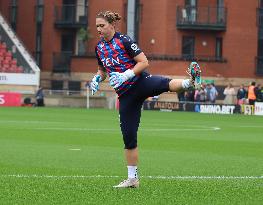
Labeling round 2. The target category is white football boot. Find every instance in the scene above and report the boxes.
[113,178,139,188]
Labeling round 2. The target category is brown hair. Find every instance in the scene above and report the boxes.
[96,11,121,24]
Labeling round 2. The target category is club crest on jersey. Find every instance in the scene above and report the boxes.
[99,43,104,48]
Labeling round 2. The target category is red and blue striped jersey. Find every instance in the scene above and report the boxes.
[95,32,142,96]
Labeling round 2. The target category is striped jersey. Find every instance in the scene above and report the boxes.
[95,32,142,96]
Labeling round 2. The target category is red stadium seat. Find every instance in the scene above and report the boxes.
[11,59,17,65]
[9,65,16,72]
[5,56,12,61]
[3,59,10,65]
[5,51,12,57]
[2,67,9,72]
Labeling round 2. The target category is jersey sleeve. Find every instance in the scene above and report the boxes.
[122,35,142,58]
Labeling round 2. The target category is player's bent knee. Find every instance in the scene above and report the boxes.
[124,141,137,149]
[122,133,137,149]
[123,136,137,149]
[120,118,138,149]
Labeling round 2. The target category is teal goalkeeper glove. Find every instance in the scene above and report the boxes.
[109,70,135,89]
[90,74,102,95]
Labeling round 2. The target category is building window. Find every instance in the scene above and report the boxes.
[185,0,197,22]
[259,27,263,39]
[182,36,195,58]
[258,2,263,74]
[259,7,263,27]
[257,28,263,74]
[185,0,197,7]
[258,28,263,56]
[51,80,64,91]
[61,33,75,52]
[215,37,223,59]
[62,0,76,23]
[258,40,263,57]
[217,0,224,22]
[68,81,81,92]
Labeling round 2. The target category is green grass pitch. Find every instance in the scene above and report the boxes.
[0,107,262,204]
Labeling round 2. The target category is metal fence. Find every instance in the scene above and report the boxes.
[54,4,88,27]
[177,6,227,30]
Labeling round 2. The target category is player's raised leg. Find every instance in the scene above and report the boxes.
[169,62,202,92]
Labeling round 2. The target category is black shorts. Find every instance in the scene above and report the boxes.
[119,73,171,149]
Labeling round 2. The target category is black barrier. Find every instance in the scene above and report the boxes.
[143,101,241,114]
[143,101,194,111]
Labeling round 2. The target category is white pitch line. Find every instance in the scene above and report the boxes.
[0,120,63,124]
[29,127,221,132]
[0,174,262,180]
[1,120,261,129]
[0,120,221,131]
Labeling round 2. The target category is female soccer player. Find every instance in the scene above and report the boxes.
[90,11,201,188]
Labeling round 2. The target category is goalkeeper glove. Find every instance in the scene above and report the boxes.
[90,74,102,95]
[109,69,135,89]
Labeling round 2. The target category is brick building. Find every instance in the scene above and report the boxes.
[0,0,262,92]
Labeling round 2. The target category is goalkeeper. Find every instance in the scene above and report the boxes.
[90,10,201,188]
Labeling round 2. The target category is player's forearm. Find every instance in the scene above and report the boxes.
[131,52,149,75]
[132,60,149,75]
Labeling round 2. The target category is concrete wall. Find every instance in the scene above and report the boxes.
[23,93,110,108]
[45,95,108,108]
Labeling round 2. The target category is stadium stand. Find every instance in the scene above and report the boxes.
[0,41,23,73]
[0,12,40,94]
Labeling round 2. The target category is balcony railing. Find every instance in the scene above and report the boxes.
[256,56,263,75]
[53,52,72,73]
[147,54,227,63]
[176,6,227,31]
[54,4,88,28]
